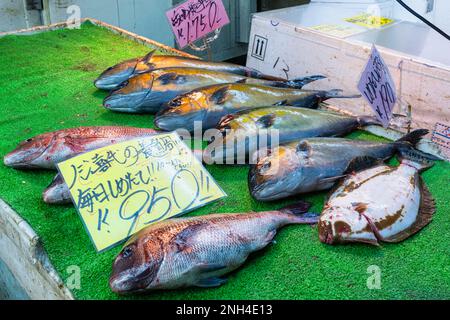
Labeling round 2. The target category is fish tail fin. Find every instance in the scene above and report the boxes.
[321,89,362,100]
[279,201,319,224]
[394,129,429,148]
[356,115,382,127]
[397,147,440,171]
[286,75,326,88]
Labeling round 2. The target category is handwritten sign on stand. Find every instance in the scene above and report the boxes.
[166,0,230,49]
[57,132,226,252]
[358,45,397,127]
[431,122,450,160]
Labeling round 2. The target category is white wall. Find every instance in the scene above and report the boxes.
[0,0,42,32]
[45,0,175,46]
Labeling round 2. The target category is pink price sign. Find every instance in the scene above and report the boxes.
[166,0,230,49]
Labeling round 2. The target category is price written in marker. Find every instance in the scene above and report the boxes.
[166,0,230,49]
[358,45,397,127]
[57,132,226,252]
[431,122,450,160]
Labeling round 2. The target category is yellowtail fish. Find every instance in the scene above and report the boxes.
[204,107,379,164]
[318,149,437,245]
[94,50,284,90]
[249,129,429,201]
[154,83,358,132]
[109,202,318,293]
[103,67,325,113]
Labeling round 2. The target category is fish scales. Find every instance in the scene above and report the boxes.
[249,129,429,201]
[103,68,324,113]
[154,84,349,132]
[4,126,157,170]
[109,204,317,293]
[204,107,379,164]
[94,51,284,90]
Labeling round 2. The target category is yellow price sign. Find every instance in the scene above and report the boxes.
[309,24,362,38]
[57,132,226,252]
[345,13,394,29]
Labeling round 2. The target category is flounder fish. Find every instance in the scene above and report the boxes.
[249,129,429,201]
[318,149,437,245]
[154,83,357,132]
[103,67,325,113]
[109,201,318,293]
[94,50,284,90]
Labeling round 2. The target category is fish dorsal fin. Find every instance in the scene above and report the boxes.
[210,85,231,105]
[343,156,382,175]
[273,99,289,106]
[256,113,276,128]
[157,72,180,85]
[235,78,247,84]
[141,50,156,64]
[382,176,435,243]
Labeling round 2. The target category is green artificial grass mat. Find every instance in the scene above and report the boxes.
[0,22,449,300]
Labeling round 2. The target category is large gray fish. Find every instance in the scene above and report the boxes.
[318,149,437,245]
[249,129,429,201]
[94,50,284,90]
[3,126,157,170]
[203,107,379,164]
[154,83,357,132]
[42,149,204,205]
[109,202,318,293]
[103,67,325,113]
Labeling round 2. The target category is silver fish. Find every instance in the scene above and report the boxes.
[154,83,357,132]
[109,202,318,293]
[318,149,437,245]
[94,51,285,90]
[249,129,429,201]
[204,107,379,164]
[103,67,325,113]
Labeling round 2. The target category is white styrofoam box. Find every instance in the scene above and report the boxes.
[310,0,390,3]
[246,5,450,133]
[434,0,450,34]
[257,1,394,29]
[393,0,435,23]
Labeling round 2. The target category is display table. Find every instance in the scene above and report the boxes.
[0,20,449,300]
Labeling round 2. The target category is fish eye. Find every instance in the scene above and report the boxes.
[122,247,134,258]
[26,138,33,142]
[169,98,181,107]
[117,80,129,89]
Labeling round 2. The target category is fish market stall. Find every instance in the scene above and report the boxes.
[0,18,449,300]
